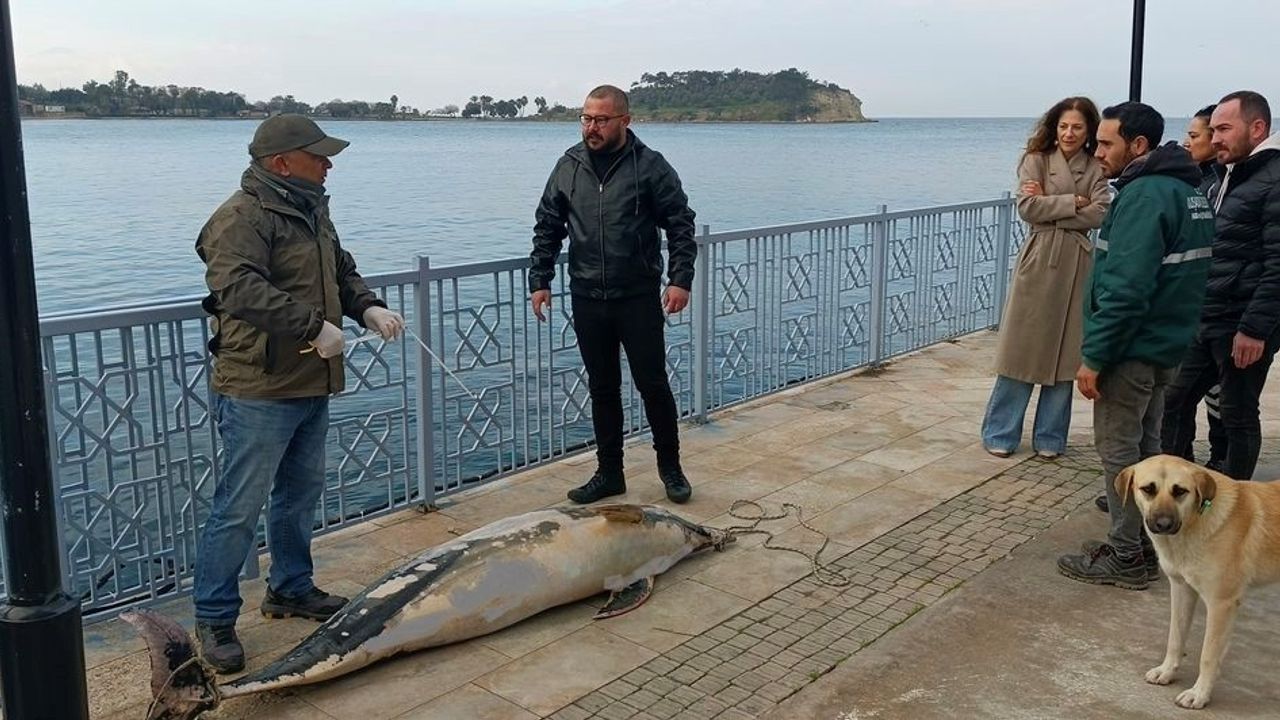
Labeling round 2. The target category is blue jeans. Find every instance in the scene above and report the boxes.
[981,375,1073,454]
[194,393,330,624]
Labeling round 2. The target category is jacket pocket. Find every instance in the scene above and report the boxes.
[264,334,306,376]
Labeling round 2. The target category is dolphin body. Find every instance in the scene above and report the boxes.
[124,504,733,719]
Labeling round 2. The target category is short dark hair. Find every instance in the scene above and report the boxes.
[1194,104,1217,120]
[1101,102,1164,148]
[587,85,630,114]
[1218,90,1272,133]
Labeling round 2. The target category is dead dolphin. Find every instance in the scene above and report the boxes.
[123,503,733,719]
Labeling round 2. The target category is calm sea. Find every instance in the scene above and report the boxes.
[24,117,1049,314]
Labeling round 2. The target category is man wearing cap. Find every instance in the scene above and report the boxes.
[193,114,404,673]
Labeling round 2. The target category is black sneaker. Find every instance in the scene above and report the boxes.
[261,586,349,621]
[659,465,692,504]
[1057,542,1149,590]
[567,470,626,504]
[1094,494,1108,513]
[196,621,245,674]
[1081,539,1159,582]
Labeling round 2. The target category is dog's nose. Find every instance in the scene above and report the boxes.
[1150,515,1179,534]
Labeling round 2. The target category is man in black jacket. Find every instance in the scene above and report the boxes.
[1161,90,1280,480]
[529,85,697,504]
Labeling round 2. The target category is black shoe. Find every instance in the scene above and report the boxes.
[1094,494,1108,513]
[659,465,692,504]
[567,470,626,504]
[196,621,245,674]
[1081,539,1159,582]
[261,586,349,621]
[1057,542,1149,590]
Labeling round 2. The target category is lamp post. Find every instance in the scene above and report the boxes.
[1130,0,1146,101]
[0,1,92,717]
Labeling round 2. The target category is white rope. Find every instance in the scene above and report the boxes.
[713,501,851,587]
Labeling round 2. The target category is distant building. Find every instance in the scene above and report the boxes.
[18,99,34,116]
[44,105,66,114]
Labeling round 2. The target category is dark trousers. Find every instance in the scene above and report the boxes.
[1161,332,1277,480]
[571,292,680,472]
[1096,361,1174,555]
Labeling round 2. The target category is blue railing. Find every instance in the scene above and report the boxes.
[3,196,1023,618]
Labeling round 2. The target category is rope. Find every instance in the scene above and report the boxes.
[144,655,221,720]
[302,328,480,400]
[711,501,851,587]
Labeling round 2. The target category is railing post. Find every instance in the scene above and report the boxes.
[868,204,889,366]
[993,191,1013,328]
[413,255,437,509]
[691,224,711,421]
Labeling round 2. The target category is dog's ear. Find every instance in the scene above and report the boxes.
[1114,466,1135,507]
[1195,469,1218,507]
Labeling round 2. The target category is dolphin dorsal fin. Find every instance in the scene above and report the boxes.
[596,505,644,523]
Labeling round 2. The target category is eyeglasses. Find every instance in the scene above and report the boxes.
[579,114,626,127]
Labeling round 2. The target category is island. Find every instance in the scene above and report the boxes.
[18,68,869,123]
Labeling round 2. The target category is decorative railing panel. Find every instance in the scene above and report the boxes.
[3,196,1019,617]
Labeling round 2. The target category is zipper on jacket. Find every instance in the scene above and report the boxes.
[595,152,629,299]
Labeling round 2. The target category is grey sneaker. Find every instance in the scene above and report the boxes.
[196,621,245,674]
[1057,543,1149,590]
[1081,539,1159,582]
[261,586,349,621]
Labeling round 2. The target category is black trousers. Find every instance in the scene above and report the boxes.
[1161,332,1277,479]
[571,292,680,472]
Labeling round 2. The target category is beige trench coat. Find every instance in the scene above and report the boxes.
[994,149,1110,385]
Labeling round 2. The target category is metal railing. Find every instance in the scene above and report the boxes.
[2,195,1023,618]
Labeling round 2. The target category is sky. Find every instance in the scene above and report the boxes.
[11,0,1280,117]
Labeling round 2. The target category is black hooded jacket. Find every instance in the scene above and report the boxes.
[528,130,697,299]
[1199,132,1280,339]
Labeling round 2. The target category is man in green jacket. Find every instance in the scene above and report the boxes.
[193,114,405,673]
[1057,102,1214,590]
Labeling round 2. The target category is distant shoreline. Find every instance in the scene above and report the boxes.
[22,114,879,124]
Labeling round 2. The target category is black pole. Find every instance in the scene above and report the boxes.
[0,2,92,718]
[1129,0,1146,101]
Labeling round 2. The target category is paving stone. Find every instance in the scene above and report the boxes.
[644,676,681,697]
[647,699,684,719]
[576,694,614,712]
[550,705,594,720]
[596,701,639,720]
[668,685,706,708]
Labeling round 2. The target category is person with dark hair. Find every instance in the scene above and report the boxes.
[1175,103,1228,469]
[1161,90,1280,481]
[1099,103,1226,513]
[1058,101,1214,590]
[981,97,1109,459]
[528,85,697,504]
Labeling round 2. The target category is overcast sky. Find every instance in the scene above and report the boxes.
[12,0,1279,117]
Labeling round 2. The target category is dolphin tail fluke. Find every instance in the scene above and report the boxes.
[120,609,220,720]
[594,577,654,619]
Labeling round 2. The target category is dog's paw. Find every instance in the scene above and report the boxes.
[1175,685,1211,709]
[1145,664,1177,685]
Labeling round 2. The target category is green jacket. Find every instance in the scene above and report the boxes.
[197,168,384,399]
[1082,143,1215,371]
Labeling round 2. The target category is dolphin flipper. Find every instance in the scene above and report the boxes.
[594,577,654,619]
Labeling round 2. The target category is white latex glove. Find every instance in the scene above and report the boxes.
[309,321,345,359]
[363,306,405,341]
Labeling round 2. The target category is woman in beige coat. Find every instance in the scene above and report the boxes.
[981,96,1110,458]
